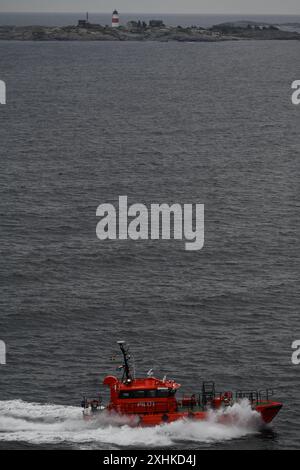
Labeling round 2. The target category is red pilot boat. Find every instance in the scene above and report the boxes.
[81,341,282,426]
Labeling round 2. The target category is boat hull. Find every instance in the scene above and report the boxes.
[137,401,282,426]
[255,402,283,424]
[83,401,282,427]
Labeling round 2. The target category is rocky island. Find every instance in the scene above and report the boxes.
[1,19,300,42]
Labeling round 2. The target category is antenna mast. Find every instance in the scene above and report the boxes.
[117,341,133,382]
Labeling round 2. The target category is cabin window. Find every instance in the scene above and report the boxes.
[119,389,176,399]
[119,391,131,399]
[133,390,146,398]
[156,389,169,398]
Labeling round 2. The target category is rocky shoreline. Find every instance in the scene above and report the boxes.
[1,22,300,42]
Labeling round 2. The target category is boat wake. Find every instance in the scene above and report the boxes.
[0,399,262,448]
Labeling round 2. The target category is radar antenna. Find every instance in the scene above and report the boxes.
[117,341,133,382]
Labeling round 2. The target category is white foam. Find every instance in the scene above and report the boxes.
[0,399,262,447]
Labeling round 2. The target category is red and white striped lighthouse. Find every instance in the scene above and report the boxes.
[112,9,119,28]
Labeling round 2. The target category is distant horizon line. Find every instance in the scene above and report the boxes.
[1,11,300,16]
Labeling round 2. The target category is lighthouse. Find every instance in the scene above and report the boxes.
[112,9,119,28]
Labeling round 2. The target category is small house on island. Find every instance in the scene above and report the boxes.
[149,20,165,28]
[77,12,101,29]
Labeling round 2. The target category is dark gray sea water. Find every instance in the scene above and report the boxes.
[0,39,299,449]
